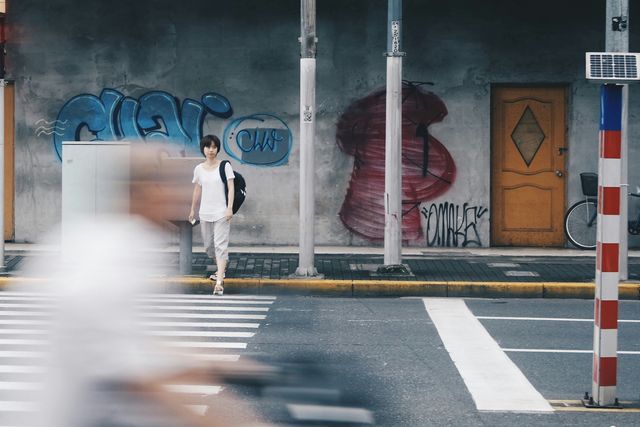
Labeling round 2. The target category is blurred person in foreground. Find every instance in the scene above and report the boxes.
[16,143,273,427]
[189,135,235,296]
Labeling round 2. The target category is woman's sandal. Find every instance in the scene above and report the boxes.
[213,281,224,296]
[209,272,225,281]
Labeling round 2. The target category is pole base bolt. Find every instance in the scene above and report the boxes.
[582,393,623,409]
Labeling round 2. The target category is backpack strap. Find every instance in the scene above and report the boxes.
[219,160,230,206]
[219,160,229,182]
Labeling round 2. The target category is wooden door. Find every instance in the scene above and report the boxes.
[491,86,567,246]
[4,82,13,241]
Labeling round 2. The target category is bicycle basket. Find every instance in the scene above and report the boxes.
[580,172,598,197]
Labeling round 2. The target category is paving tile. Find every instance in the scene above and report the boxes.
[5,252,640,283]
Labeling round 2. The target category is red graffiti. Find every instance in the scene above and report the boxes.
[336,82,456,242]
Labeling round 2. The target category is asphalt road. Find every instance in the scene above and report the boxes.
[248,296,640,426]
[1,292,640,426]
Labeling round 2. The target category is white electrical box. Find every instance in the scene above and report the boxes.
[61,142,131,244]
[586,52,640,83]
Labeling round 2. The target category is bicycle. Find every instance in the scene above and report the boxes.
[564,172,640,249]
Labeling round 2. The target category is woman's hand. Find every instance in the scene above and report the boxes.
[188,210,196,224]
[224,208,233,221]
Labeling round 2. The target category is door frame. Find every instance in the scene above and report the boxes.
[489,83,570,246]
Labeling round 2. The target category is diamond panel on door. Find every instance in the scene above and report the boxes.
[511,106,546,167]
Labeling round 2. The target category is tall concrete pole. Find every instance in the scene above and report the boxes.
[606,1,629,279]
[0,15,6,269]
[295,0,319,277]
[383,0,404,266]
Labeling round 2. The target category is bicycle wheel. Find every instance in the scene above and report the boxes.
[564,200,597,249]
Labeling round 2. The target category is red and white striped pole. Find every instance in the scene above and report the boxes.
[592,83,622,407]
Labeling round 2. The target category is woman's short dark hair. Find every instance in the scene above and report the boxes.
[200,135,221,156]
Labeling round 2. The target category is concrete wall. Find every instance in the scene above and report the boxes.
[7,0,640,247]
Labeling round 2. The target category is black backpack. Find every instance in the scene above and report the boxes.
[219,160,246,214]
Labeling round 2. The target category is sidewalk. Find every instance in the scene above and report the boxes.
[2,244,640,299]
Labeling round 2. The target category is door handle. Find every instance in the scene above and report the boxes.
[558,147,568,155]
[555,170,564,177]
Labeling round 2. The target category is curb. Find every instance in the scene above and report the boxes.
[1,277,639,299]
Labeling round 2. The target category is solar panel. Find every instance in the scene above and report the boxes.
[586,52,640,83]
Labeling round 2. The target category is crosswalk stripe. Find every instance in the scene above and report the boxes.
[145,294,276,300]
[0,320,47,326]
[142,313,266,320]
[0,330,46,335]
[0,400,38,412]
[0,322,261,331]
[0,292,55,296]
[149,331,254,338]
[0,351,45,359]
[0,311,50,317]
[165,341,247,349]
[0,304,49,310]
[0,352,242,368]
[0,296,53,301]
[0,366,44,374]
[0,292,276,301]
[423,298,553,413]
[0,339,46,346]
[0,382,42,391]
[163,384,222,395]
[0,290,275,418]
[140,305,269,312]
[191,354,240,362]
[143,321,260,328]
[141,298,273,305]
[0,304,270,312]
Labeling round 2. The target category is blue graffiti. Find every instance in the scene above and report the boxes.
[137,91,191,143]
[96,89,123,141]
[52,89,234,160]
[54,90,112,160]
[223,114,292,167]
[118,97,143,139]
[202,93,233,118]
[181,99,206,144]
[52,89,292,167]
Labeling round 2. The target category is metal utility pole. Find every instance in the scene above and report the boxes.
[606,1,629,279]
[295,0,320,277]
[383,0,404,267]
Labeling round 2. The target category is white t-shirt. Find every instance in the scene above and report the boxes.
[192,162,235,222]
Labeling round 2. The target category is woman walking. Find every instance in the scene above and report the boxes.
[189,135,235,295]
